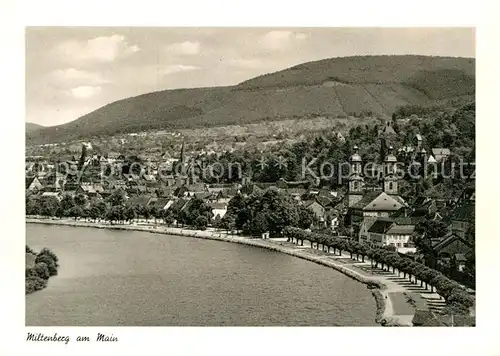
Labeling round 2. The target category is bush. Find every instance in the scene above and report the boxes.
[32,262,50,280]
[26,247,59,294]
[34,254,58,277]
[37,248,59,265]
[25,275,47,295]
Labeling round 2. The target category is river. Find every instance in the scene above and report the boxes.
[26,224,377,326]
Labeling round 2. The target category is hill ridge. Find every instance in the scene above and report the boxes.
[26,55,475,145]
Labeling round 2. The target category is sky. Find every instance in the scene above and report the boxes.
[25,27,475,127]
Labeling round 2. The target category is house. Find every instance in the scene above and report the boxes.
[142,174,157,183]
[286,188,307,200]
[432,232,473,268]
[147,197,174,211]
[107,152,121,162]
[358,217,379,243]
[459,183,475,205]
[186,183,208,196]
[155,187,176,198]
[240,183,264,196]
[194,191,213,201]
[215,188,238,203]
[304,200,326,223]
[107,180,127,191]
[392,197,438,224]
[385,224,416,254]
[210,202,228,219]
[326,209,341,230]
[450,203,475,239]
[26,177,43,192]
[431,148,451,162]
[366,219,394,245]
[128,195,155,208]
[174,186,190,198]
[40,191,63,202]
[76,183,105,197]
[167,198,189,214]
[42,171,66,191]
[350,191,407,218]
[366,218,416,253]
[158,175,177,187]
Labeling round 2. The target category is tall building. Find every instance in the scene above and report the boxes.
[379,121,397,161]
[382,146,398,195]
[346,144,407,238]
[347,145,364,208]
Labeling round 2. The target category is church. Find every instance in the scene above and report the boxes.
[346,138,408,240]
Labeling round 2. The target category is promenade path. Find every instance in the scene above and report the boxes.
[267,237,448,325]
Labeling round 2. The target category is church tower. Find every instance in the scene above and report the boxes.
[379,121,397,161]
[180,142,185,165]
[383,146,398,195]
[348,145,364,208]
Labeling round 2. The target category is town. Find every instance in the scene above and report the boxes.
[26,102,475,302]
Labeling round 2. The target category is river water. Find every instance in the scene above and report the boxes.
[26,224,376,326]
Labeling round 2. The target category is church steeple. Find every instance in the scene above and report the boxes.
[348,145,364,207]
[383,146,398,195]
[180,142,185,164]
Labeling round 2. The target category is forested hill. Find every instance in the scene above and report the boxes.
[26,55,475,145]
[25,122,44,133]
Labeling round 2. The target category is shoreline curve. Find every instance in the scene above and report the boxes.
[26,218,410,326]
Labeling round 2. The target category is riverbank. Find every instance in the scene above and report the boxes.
[26,218,411,326]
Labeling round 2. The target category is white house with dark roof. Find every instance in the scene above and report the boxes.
[431,148,451,162]
[366,218,416,253]
[350,191,407,218]
[40,191,63,201]
[210,202,228,219]
[26,177,43,192]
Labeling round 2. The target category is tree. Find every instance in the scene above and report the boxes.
[152,206,162,224]
[74,193,87,208]
[60,194,76,214]
[40,197,59,217]
[221,214,237,233]
[213,214,222,230]
[194,215,209,230]
[163,209,175,226]
[226,194,249,230]
[297,205,316,229]
[26,197,41,216]
[141,205,151,222]
[68,205,84,220]
[78,143,87,171]
[35,248,59,276]
[244,211,269,235]
[107,189,127,207]
[106,205,125,224]
[32,262,50,280]
[124,204,137,223]
[180,197,213,228]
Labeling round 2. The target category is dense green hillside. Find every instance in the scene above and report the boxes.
[26,55,475,145]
